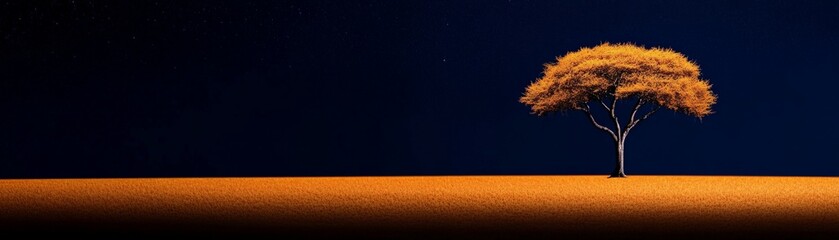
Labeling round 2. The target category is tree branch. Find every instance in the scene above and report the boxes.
[637,105,660,122]
[625,105,661,134]
[579,104,617,141]
[604,72,624,140]
[628,98,646,124]
[597,97,611,112]
[609,91,621,138]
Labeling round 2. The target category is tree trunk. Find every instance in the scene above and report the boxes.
[609,140,627,178]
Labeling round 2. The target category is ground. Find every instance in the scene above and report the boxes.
[1,176,837,238]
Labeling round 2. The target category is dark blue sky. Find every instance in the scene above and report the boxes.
[1,0,838,178]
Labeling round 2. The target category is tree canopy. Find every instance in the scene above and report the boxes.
[520,43,716,118]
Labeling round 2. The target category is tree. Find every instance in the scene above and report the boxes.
[520,43,716,178]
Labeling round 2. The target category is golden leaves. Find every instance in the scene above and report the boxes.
[520,43,716,118]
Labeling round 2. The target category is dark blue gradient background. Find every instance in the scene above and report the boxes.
[1,1,838,178]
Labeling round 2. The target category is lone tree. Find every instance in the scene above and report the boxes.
[520,43,716,178]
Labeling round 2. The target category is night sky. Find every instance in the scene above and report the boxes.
[2,1,838,178]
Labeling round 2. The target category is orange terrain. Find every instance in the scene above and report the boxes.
[0,176,837,238]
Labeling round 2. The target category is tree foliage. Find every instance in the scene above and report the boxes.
[520,43,716,118]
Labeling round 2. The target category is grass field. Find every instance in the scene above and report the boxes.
[1,176,837,238]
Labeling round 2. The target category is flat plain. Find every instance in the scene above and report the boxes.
[0,176,837,238]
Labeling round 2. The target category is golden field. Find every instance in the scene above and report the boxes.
[0,176,837,238]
